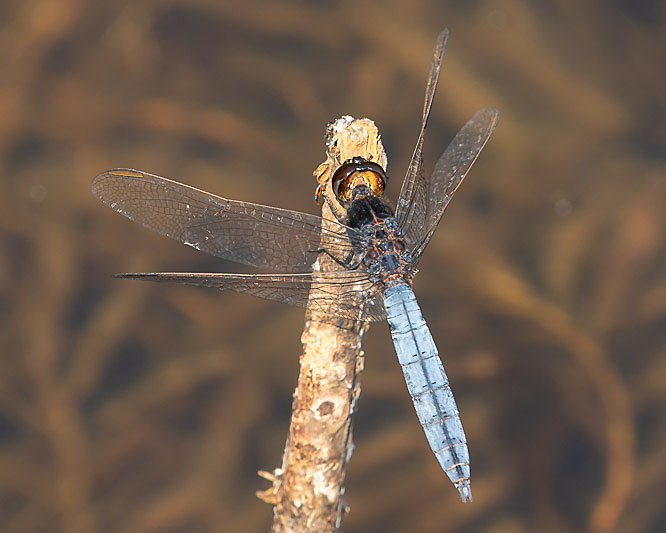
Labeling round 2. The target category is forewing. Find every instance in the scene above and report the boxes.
[395,29,448,247]
[116,270,386,322]
[410,107,500,262]
[92,169,358,272]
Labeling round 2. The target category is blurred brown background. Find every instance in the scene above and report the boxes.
[1,0,665,531]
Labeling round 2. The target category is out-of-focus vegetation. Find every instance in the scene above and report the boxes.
[1,0,665,531]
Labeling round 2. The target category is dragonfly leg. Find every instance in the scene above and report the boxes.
[322,193,348,224]
[317,247,362,269]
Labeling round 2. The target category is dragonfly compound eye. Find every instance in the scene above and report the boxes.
[332,158,387,203]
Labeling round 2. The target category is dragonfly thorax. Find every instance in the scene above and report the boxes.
[347,193,393,229]
[357,215,412,286]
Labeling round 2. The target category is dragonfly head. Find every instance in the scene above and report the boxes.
[331,156,387,205]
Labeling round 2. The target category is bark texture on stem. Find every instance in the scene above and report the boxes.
[256,117,386,532]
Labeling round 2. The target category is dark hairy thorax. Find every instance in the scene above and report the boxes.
[347,194,412,286]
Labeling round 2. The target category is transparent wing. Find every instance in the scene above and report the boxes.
[395,28,448,247]
[116,270,386,322]
[92,169,359,273]
[409,107,499,262]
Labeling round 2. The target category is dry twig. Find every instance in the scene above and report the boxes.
[257,117,386,532]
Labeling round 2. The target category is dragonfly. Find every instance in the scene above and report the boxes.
[92,29,498,502]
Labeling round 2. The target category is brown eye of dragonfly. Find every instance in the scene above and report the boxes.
[331,157,387,203]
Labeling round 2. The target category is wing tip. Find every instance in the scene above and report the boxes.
[114,272,158,279]
[91,168,145,197]
[479,106,501,122]
[107,168,143,178]
[468,107,500,135]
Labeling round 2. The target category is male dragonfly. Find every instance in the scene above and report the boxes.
[92,29,499,502]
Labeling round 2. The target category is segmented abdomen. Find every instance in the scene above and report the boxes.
[383,282,471,502]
